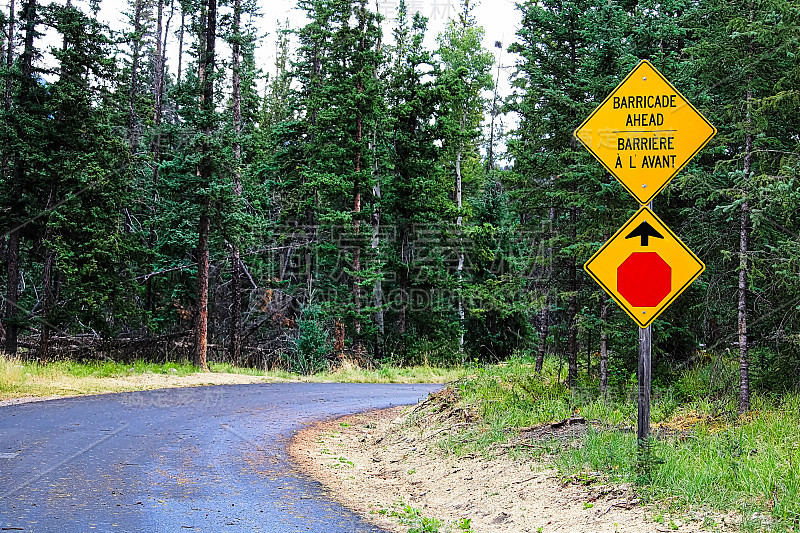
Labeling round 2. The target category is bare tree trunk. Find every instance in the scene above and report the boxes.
[599,230,610,396]
[194,0,216,371]
[371,127,384,360]
[4,229,18,355]
[228,0,243,366]
[599,292,609,396]
[535,303,547,373]
[398,226,409,339]
[567,206,578,389]
[738,6,754,415]
[40,234,54,362]
[351,2,368,356]
[195,209,210,369]
[4,0,36,355]
[176,8,185,86]
[146,0,166,313]
[1,0,13,164]
[739,94,753,415]
[456,141,465,353]
[5,0,35,357]
[41,0,72,361]
[486,41,502,173]
[535,206,556,374]
[1,0,15,354]
[128,0,144,152]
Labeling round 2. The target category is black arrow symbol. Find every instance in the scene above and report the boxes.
[625,220,664,246]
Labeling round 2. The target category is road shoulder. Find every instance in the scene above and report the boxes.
[289,406,727,533]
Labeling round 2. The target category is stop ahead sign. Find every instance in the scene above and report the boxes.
[584,207,705,328]
[618,252,671,307]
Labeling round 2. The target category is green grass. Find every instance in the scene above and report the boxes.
[437,355,800,532]
[375,502,474,533]
[308,364,464,384]
[0,356,461,401]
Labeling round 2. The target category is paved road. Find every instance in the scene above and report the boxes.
[0,383,440,532]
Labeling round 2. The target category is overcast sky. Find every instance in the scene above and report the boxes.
[92,0,522,148]
[94,0,521,91]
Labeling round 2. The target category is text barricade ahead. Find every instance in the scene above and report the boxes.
[584,207,705,328]
[573,60,716,205]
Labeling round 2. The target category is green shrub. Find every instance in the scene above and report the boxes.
[289,303,332,375]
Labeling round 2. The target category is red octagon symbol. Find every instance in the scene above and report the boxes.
[617,252,671,307]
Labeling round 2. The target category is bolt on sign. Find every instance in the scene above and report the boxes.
[573,60,716,205]
[584,207,705,328]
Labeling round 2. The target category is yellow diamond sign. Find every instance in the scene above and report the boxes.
[574,60,716,205]
[584,207,705,328]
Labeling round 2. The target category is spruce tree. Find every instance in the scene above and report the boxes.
[436,0,493,354]
[383,3,451,358]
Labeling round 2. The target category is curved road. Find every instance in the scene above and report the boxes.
[0,383,440,532]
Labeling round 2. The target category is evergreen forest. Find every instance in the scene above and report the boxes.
[1,0,800,414]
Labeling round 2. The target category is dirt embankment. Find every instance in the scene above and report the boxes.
[289,389,736,533]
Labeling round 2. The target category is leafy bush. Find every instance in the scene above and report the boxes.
[289,303,332,375]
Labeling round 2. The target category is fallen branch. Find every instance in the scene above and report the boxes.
[425,422,472,440]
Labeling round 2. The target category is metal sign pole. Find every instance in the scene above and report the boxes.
[638,324,651,444]
[638,200,653,448]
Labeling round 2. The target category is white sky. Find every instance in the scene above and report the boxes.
[94,0,522,96]
[92,0,521,147]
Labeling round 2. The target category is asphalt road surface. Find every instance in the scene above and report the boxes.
[0,383,440,532]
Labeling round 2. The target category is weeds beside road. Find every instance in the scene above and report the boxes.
[436,357,800,532]
[0,357,460,402]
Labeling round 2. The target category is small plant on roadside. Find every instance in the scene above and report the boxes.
[385,502,473,533]
[456,517,472,530]
[335,456,353,467]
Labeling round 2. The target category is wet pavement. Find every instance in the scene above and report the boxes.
[0,382,440,532]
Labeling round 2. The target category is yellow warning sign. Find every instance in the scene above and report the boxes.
[574,60,716,205]
[584,207,705,328]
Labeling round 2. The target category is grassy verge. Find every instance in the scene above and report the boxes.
[0,357,462,401]
[434,356,800,532]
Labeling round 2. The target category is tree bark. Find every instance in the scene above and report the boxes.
[228,0,242,366]
[398,225,409,340]
[5,0,36,357]
[176,8,185,86]
[128,0,144,152]
[739,93,753,415]
[738,5,754,415]
[371,127,384,359]
[536,206,556,374]
[2,0,16,355]
[194,209,210,369]
[2,0,13,148]
[599,230,610,396]
[351,1,369,356]
[40,233,55,363]
[600,292,609,396]
[567,206,578,389]
[146,0,166,313]
[535,303,547,374]
[194,0,216,370]
[456,142,465,353]
[4,230,18,355]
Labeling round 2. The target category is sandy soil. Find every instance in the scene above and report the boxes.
[289,406,737,533]
[0,372,279,406]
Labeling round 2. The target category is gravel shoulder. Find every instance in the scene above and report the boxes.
[289,406,737,533]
